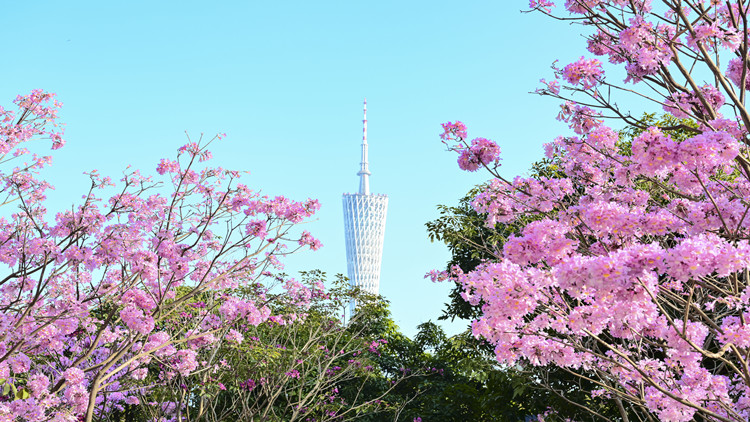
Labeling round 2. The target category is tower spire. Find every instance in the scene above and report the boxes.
[357,98,371,195]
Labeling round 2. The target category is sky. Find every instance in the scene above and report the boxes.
[1,1,601,337]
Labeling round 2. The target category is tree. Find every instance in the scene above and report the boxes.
[0,90,325,422]
[427,160,638,422]
[343,299,573,422]
[97,271,416,422]
[433,1,750,421]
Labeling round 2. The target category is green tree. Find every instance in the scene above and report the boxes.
[344,301,568,421]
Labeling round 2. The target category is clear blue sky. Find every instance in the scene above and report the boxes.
[1,1,594,337]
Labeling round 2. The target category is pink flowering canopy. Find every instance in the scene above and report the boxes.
[0,90,323,421]
[436,1,750,421]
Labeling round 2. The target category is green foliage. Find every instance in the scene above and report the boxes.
[0,378,30,401]
[341,303,564,421]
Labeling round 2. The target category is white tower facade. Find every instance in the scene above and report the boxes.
[343,99,388,311]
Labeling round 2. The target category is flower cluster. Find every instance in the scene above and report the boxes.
[726,58,750,90]
[663,85,725,119]
[529,0,554,9]
[439,121,468,141]
[298,230,323,250]
[561,56,604,89]
[456,137,501,172]
[557,102,603,134]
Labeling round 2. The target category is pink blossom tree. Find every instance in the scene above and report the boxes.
[435,1,750,421]
[0,90,325,422]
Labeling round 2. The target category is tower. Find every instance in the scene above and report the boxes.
[342,99,388,315]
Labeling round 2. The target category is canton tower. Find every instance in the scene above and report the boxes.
[343,99,388,313]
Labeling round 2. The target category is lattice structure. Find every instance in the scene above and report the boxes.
[343,193,388,294]
[343,100,388,314]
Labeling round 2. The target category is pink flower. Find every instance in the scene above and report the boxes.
[63,367,86,386]
[120,305,156,335]
[26,374,50,398]
[630,126,678,177]
[245,219,268,239]
[63,384,89,413]
[225,329,244,343]
[298,230,322,250]
[678,130,739,173]
[457,137,501,172]
[618,17,674,82]
[557,102,603,134]
[439,121,468,141]
[173,349,198,376]
[285,369,301,379]
[156,158,180,175]
[561,56,604,89]
[538,78,561,95]
[504,219,577,266]
[8,353,30,374]
[121,288,157,312]
[686,22,738,51]
[726,58,750,90]
[663,85,724,119]
[131,368,148,380]
[529,0,555,12]
[239,379,256,391]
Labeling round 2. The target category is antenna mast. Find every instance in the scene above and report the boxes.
[357,99,371,195]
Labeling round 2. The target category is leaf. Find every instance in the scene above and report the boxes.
[15,387,30,400]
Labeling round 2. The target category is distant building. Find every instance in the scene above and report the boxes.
[342,99,388,315]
